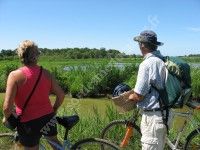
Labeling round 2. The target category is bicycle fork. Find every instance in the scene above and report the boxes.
[120,121,136,148]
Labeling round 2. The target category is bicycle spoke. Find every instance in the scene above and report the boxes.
[71,138,119,150]
[101,120,141,149]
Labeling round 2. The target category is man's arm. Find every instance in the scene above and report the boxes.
[129,62,150,102]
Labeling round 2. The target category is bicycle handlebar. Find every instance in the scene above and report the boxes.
[186,97,200,110]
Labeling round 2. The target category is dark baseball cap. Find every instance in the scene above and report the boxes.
[112,83,131,97]
[134,30,163,46]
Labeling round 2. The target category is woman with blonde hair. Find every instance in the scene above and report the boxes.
[3,40,65,150]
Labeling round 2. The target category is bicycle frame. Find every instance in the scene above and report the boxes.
[40,137,71,150]
[40,126,73,150]
[124,106,200,150]
[165,107,200,150]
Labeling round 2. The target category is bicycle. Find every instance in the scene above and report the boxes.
[101,98,200,150]
[0,115,119,150]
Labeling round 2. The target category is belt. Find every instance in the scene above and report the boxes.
[143,108,166,112]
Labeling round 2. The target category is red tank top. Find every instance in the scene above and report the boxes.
[15,66,53,122]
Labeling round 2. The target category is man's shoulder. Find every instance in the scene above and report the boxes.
[139,57,165,72]
[140,57,157,66]
[143,56,164,65]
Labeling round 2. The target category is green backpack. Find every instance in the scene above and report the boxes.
[155,56,192,109]
[152,56,192,133]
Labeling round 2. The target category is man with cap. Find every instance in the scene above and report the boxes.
[128,30,167,150]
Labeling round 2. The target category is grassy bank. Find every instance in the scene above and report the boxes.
[0,93,133,144]
[1,93,200,149]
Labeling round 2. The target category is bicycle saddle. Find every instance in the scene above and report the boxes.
[56,115,79,130]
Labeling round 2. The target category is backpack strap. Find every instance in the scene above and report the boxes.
[151,84,169,134]
[146,54,170,133]
[19,66,43,119]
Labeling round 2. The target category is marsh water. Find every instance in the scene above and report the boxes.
[63,63,200,71]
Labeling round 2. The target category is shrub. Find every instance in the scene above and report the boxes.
[191,69,200,97]
[0,64,18,92]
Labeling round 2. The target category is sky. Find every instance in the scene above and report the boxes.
[0,0,200,56]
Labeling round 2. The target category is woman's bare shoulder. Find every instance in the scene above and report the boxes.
[9,69,23,78]
[7,69,26,86]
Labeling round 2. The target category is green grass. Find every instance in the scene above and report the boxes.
[0,57,142,70]
[0,93,132,147]
[1,92,200,149]
[0,93,113,119]
[52,95,115,117]
[0,56,200,148]
[0,57,200,97]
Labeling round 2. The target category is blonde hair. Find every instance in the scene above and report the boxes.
[17,40,40,65]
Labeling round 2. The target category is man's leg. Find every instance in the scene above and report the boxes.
[141,112,166,150]
[142,143,160,150]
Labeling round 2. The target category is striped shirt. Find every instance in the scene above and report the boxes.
[134,50,166,110]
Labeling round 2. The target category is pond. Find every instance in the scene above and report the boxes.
[63,62,200,71]
[190,63,200,68]
[63,62,138,71]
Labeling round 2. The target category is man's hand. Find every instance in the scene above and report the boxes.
[129,92,144,102]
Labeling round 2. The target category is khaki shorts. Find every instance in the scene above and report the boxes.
[140,111,172,150]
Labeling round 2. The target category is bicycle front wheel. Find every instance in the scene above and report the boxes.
[0,132,19,150]
[184,128,200,150]
[71,138,119,150]
[101,120,141,149]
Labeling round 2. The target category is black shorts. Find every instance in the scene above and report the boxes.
[17,113,57,147]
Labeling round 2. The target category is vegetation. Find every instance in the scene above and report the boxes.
[0,45,199,149]
[182,56,200,63]
[0,52,200,98]
[191,69,200,97]
[0,48,139,60]
[1,96,200,148]
[0,57,140,97]
[0,94,133,141]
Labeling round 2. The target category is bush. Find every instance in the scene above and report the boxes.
[50,67,69,93]
[70,76,84,98]
[0,64,18,92]
[191,69,200,97]
[49,63,138,98]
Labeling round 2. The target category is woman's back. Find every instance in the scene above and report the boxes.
[15,65,53,122]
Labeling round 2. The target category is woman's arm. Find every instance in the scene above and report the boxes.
[3,72,17,119]
[50,74,65,113]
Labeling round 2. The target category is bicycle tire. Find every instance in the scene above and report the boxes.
[184,128,200,150]
[101,120,141,149]
[71,138,119,150]
[0,132,19,150]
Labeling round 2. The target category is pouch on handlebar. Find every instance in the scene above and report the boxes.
[7,114,20,130]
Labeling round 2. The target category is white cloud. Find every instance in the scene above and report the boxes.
[186,27,200,32]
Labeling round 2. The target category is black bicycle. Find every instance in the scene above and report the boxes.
[0,115,119,150]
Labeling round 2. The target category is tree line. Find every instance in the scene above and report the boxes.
[0,48,137,59]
